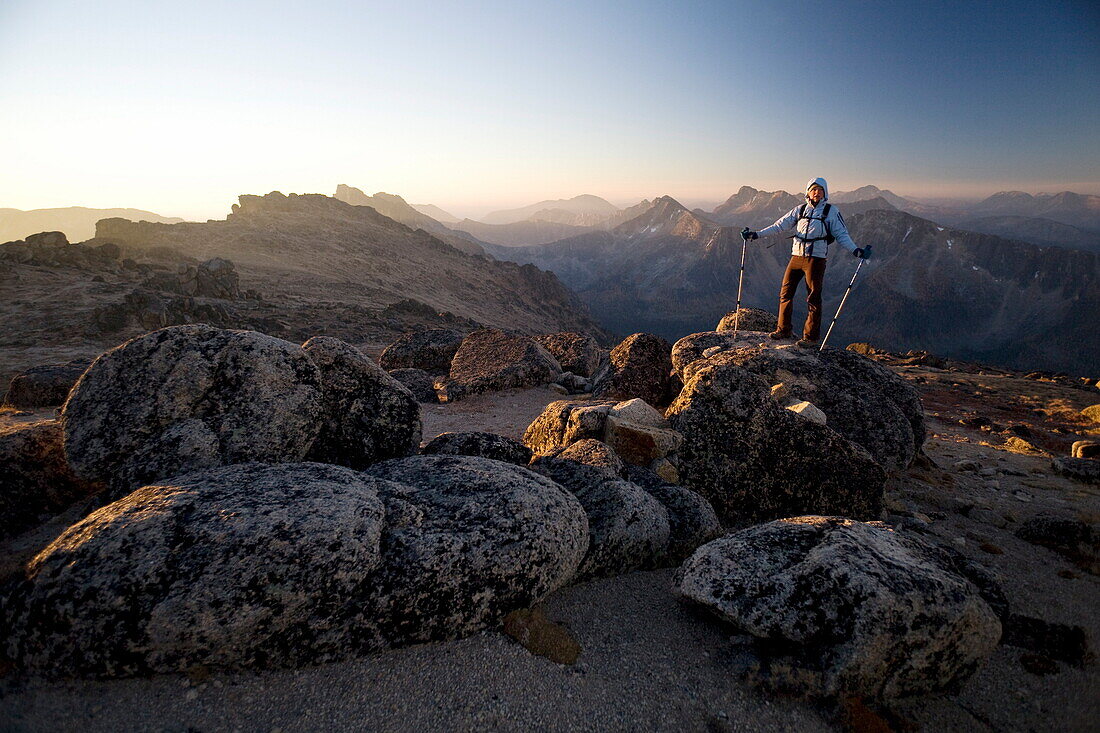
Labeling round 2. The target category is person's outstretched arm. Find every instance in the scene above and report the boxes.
[754,206,800,239]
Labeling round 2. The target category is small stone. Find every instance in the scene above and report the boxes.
[651,457,680,484]
[549,383,569,395]
[979,542,1004,555]
[784,400,827,426]
[770,383,791,401]
[953,459,980,472]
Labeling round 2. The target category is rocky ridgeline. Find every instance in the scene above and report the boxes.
[4,312,1095,701]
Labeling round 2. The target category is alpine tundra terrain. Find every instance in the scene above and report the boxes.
[0,312,1097,731]
[0,191,609,383]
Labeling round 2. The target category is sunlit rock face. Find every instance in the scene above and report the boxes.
[667,357,886,525]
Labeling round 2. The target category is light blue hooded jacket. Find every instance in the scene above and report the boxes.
[755,177,859,258]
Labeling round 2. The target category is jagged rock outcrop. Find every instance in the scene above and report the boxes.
[92,288,234,334]
[535,332,603,377]
[0,420,102,539]
[667,357,886,524]
[1016,515,1100,572]
[716,307,778,333]
[443,328,561,401]
[61,325,324,497]
[379,329,465,374]
[301,336,421,469]
[4,463,388,676]
[386,368,438,403]
[361,455,588,644]
[3,358,92,408]
[420,431,532,465]
[0,232,121,270]
[676,516,1002,700]
[591,333,674,407]
[141,257,240,299]
[679,345,924,469]
[529,456,669,580]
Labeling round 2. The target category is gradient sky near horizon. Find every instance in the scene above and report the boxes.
[1,0,1097,221]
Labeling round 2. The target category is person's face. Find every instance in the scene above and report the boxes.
[808,185,824,204]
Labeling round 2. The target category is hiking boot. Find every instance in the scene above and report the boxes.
[768,330,792,340]
[795,338,818,349]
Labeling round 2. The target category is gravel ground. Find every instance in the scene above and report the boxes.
[0,570,833,732]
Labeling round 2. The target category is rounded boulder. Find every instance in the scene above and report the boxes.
[61,325,324,496]
[4,463,387,677]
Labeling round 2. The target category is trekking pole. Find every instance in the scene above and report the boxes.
[734,228,751,338]
[819,245,873,351]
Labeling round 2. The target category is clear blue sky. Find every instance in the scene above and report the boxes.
[1,0,1096,219]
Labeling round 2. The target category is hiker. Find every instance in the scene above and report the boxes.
[741,177,867,348]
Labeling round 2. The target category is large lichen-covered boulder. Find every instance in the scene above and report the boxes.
[522,399,616,456]
[61,325,324,497]
[667,358,886,524]
[716,307,778,333]
[361,455,589,644]
[530,456,669,580]
[443,328,562,401]
[686,346,923,469]
[0,420,102,539]
[386,368,438,403]
[591,333,673,407]
[420,431,532,466]
[676,516,1002,700]
[4,463,388,677]
[301,336,420,469]
[378,329,465,374]
[3,358,92,408]
[535,332,603,378]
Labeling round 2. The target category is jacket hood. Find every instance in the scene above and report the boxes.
[806,177,829,202]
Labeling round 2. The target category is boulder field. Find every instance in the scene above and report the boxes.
[0,320,1014,701]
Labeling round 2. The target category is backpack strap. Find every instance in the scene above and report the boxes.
[821,203,834,244]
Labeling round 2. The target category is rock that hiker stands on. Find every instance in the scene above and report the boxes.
[676,516,1002,700]
[61,325,323,497]
[442,328,562,401]
[302,336,421,469]
[667,357,885,524]
[696,346,923,469]
[378,329,465,374]
[4,463,388,677]
[716,307,777,334]
[591,333,674,407]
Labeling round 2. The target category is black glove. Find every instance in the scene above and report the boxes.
[741,228,758,241]
[853,247,866,259]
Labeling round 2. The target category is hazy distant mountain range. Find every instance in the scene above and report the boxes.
[482,194,620,225]
[485,195,1099,375]
[0,207,183,244]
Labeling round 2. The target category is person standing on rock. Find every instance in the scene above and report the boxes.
[741,177,868,348]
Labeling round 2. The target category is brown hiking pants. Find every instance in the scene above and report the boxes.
[777,255,827,340]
